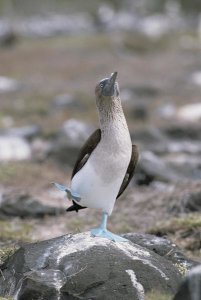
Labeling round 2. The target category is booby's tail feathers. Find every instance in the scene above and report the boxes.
[66,202,86,213]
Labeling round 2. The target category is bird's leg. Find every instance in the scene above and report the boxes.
[91,212,128,242]
[53,182,81,202]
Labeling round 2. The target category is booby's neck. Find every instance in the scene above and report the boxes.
[96,96,129,138]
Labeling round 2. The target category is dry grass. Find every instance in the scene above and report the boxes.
[149,213,201,260]
[145,290,172,300]
[0,219,32,242]
[0,247,16,265]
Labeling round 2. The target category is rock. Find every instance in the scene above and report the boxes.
[153,141,201,155]
[135,151,181,185]
[123,233,197,270]
[164,153,201,181]
[60,119,93,143]
[50,119,94,166]
[123,85,160,99]
[131,127,167,153]
[31,138,52,162]
[190,71,201,86]
[0,28,17,47]
[0,136,31,161]
[169,190,201,214]
[0,76,21,93]
[162,124,201,140]
[177,103,201,122]
[173,264,201,300]
[130,105,148,120]
[0,191,65,218]
[51,94,84,111]
[183,191,201,213]
[140,14,179,38]
[0,125,41,141]
[18,13,94,38]
[0,233,182,299]
[157,103,176,119]
[132,126,201,183]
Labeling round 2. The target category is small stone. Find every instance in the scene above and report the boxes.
[52,94,75,109]
[61,119,93,144]
[157,104,176,118]
[2,124,41,140]
[0,76,20,93]
[0,136,31,161]
[191,71,201,86]
[31,138,52,162]
[177,103,201,122]
[131,105,148,120]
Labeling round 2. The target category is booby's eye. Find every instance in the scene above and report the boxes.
[99,78,108,89]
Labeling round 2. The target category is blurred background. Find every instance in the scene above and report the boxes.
[0,0,200,264]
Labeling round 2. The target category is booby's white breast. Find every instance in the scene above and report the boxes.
[71,126,132,215]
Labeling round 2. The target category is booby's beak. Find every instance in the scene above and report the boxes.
[102,71,118,96]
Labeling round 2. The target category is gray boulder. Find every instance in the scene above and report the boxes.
[173,264,201,300]
[50,119,94,166]
[162,124,201,141]
[52,94,85,111]
[0,232,183,299]
[0,191,65,218]
[1,125,41,141]
[135,151,182,185]
[123,233,197,271]
[131,127,167,147]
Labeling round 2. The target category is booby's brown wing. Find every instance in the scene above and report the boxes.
[71,129,101,179]
[117,144,139,199]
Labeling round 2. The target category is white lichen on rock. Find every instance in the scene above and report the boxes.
[126,269,145,300]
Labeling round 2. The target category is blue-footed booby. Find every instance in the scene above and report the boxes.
[54,72,138,242]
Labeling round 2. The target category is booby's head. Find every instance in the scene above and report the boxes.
[95,72,119,100]
[95,72,126,126]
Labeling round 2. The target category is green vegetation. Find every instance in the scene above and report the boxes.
[145,290,171,300]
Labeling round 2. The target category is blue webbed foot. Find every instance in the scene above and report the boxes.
[53,182,68,191]
[91,228,128,242]
[52,182,81,202]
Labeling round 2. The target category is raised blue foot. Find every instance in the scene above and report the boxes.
[91,228,128,242]
[52,182,81,202]
[91,212,128,242]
